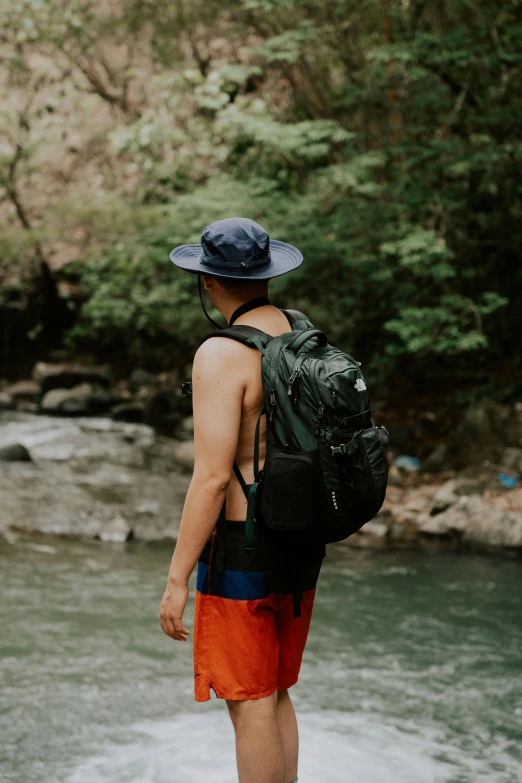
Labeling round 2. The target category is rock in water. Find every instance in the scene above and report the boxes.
[40,384,115,416]
[359,519,390,539]
[430,478,480,515]
[41,384,93,414]
[0,443,31,462]
[0,412,190,541]
[0,391,14,411]
[6,380,40,402]
[33,362,111,393]
[98,515,133,543]
[419,495,522,548]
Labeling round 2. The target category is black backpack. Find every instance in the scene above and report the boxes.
[200,309,389,557]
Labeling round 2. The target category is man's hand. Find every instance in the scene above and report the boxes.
[159,580,190,641]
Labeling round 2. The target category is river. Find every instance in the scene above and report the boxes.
[1,535,521,783]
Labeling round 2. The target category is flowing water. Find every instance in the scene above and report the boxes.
[1,535,521,783]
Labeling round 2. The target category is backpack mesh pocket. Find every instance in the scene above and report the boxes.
[259,440,325,532]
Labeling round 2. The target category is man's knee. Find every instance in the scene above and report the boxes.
[226,691,278,728]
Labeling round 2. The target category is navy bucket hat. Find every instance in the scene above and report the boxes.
[170,217,303,280]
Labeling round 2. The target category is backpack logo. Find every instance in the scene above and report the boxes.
[354,378,366,392]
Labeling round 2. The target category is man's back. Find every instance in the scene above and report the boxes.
[195,303,293,521]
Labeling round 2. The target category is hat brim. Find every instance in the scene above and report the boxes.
[169,240,302,279]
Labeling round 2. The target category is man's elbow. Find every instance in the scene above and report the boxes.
[192,467,232,495]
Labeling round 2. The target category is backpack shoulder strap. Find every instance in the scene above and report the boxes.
[200,325,273,355]
[281,309,314,331]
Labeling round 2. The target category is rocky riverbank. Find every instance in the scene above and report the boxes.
[0,412,191,542]
[1,361,192,437]
[1,363,522,554]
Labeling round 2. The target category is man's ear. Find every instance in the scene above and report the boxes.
[202,274,213,291]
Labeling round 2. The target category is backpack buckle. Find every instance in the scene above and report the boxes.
[330,444,347,457]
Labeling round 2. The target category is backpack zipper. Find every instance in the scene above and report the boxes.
[315,402,325,437]
[287,366,300,395]
[269,389,276,420]
[326,377,337,404]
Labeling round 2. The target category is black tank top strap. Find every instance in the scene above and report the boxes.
[228,296,271,326]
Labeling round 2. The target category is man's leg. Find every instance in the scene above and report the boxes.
[227,691,288,783]
[276,689,298,783]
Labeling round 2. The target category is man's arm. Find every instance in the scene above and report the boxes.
[159,337,246,641]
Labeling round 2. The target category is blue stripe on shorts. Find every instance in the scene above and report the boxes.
[196,561,271,600]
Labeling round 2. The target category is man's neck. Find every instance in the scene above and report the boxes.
[222,294,269,325]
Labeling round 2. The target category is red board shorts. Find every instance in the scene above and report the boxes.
[193,520,324,702]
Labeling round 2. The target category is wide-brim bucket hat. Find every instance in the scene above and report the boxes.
[170,217,302,279]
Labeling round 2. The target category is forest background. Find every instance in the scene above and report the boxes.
[1,0,521,411]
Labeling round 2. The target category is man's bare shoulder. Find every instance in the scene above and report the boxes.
[193,336,255,381]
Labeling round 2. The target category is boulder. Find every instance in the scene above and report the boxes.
[390,485,437,525]
[171,439,195,472]
[97,515,133,543]
[387,463,404,486]
[450,400,510,467]
[14,400,39,413]
[33,362,111,393]
[111,402,145,423]
[0,391,14,411]
[499,448,522,476]
[40,384,115,416]
[7,380,40,401]
[85,391,116,415]
[0,412,190,540]
[180,416,194,436]
[144,389,185,437]
[421,443,450,474]
[430,477,481,515]
[358,518,390,538]
[41,384,92,414]
[135,500,160,516]
[128,367,156,394]
[0,443,31,462]
[504,488,522,512]
[419,495,522,548]
[175,415,194,441]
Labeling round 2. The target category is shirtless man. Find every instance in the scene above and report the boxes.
[159,218,324,783]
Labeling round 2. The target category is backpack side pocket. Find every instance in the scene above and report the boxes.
[259,440,325,532]
[320,426,389,543]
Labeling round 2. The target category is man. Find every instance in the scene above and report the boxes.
[159,217,325,783]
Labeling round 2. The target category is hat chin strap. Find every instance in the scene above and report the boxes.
[198,275,223,330]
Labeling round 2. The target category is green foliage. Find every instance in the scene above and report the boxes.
[3,0,522,398]
[66,237,204,368]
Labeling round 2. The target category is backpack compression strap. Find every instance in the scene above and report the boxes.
[244,406,265,561]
